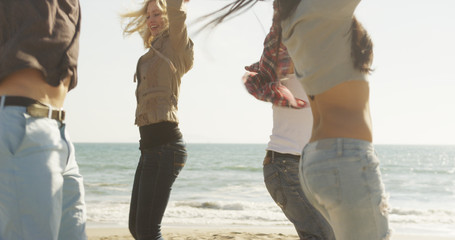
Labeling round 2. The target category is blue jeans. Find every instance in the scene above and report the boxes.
[263,152,335,240]
[299,138,390,240]
[129,140,187,240]
[0,105,86,240]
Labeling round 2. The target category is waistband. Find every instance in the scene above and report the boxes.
[266,150,300,160]
[0,96,65,122]
[304,138,374,153]
[139,121,182,149]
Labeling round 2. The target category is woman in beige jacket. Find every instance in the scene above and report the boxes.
[122,0,193,239]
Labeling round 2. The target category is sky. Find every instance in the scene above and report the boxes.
[65,0,455,145]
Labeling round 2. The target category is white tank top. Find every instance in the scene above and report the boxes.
[266,74,313,155]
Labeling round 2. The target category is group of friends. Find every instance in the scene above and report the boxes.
[0,0,390,240]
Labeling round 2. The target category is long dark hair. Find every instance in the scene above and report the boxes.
[196,0,264,30]
[204,0,373,73]
[276,0,300,19]
[350,17,373,73]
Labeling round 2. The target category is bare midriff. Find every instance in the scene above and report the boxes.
[0,68,70,108]
[309,80,373,143]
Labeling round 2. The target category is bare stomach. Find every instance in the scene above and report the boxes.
[309,80,373,143]
[0,68,70,108]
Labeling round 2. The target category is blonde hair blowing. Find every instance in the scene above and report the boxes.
[121,0,169,48]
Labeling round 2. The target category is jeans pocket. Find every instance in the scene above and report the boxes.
[173,151,187,177]
[304,167,342,210]
[363,153,389,217]
[263,165,287,209]
[0,111,27,156]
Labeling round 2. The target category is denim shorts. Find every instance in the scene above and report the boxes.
[0,105,86,240]
[299,138,390,240]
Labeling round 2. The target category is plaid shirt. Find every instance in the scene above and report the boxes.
[243,1,307,109]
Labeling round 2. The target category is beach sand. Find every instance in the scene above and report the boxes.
[87,227,297,240]
[87,227,455,240]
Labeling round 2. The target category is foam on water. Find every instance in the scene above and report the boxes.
[77,143,455,236]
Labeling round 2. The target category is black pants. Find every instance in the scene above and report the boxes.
[129,139,187,240]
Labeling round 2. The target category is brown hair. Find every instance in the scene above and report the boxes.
[275,0,299,19]
[195,0,263,30]
[350,17,373,73]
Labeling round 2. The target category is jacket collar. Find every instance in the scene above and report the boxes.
[151,30,169,50]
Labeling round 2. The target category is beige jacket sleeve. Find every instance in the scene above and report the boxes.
[167,0,194,75]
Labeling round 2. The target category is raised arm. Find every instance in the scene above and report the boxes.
[166,0,191,51]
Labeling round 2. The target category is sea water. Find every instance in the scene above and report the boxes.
[76,143,455,237]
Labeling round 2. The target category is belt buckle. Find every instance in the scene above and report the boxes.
[56,109,65,122]
[26,103,65,122]
[51,107,65,122]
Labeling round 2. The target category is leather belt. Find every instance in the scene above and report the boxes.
[1,96,65,122]
[266,150,300,160]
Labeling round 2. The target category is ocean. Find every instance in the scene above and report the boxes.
[76,143,455,237]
